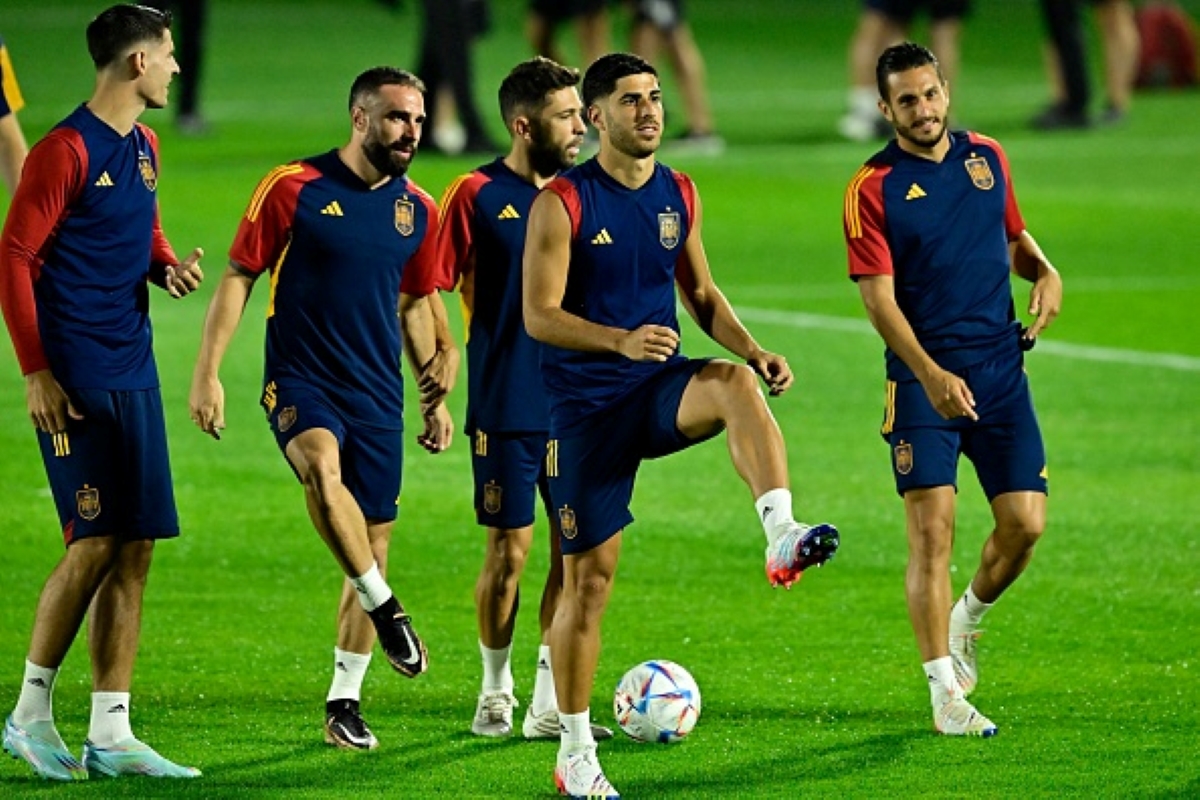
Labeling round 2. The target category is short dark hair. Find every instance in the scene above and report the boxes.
[498,57,581,125]
[349,67,426,113]
[86,4,172,70]
[876,42,944,101]
[582,52,657,108]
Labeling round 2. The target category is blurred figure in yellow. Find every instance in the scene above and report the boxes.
[0,34,29,196]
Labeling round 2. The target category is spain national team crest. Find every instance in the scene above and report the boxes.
[484,480,503,515]
[894,441,913,475]
[658,211,681,250]
[964,156,994,190]
[138,154,157,191]
[277,405,297,433]
[558,505,578,540]
[395,198,415,236]
[76,485,101,521]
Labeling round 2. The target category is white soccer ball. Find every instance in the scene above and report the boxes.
[613,660,701,743]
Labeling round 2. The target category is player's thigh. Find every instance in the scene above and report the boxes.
[547,421,639,556]
[471,430,545,529]
[341,424,403,523]
[885,424,962,498]
[38,388,178,543]
[272,384,347,481]
[962,414,1047,503]
[673,358,760,447]
[960,354,1047,501]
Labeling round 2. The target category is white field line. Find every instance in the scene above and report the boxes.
[734,307,1200,373]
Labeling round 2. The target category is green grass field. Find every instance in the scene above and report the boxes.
[2,1,1198,796]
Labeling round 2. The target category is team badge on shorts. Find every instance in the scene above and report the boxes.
[964,156,994,190]
[558,505,578,540]
[659,211,681,250]
[484,480,503,514]
[138,154,157,191]
[76,484,101,521]
[894,441,913,475]
[395,198,415,236]
[277,405,297,433]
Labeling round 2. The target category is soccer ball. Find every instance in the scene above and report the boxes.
[613,660,701,743]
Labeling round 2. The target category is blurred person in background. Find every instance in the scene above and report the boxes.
[527,0,611,70]
[0,34,29,196]
[1032,0,1139,129]
[839,0,969,142]
[417,0,498,154]
[145,1,209,134]
[628,0,724,154]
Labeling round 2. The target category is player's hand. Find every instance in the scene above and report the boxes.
[417,402,453,453]
[619,324,679,362]
[921,367,977,421]
[1025,263,1062,342]
[189,374,225,440]
[166,247,205,298]
[25,369,83,434]
[418,345,459,407]
[747,348,794,396]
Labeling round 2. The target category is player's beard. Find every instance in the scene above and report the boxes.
[895,114,947,150]
[605,111,659,160]
[528,119,581,178]
[362,135,414,178]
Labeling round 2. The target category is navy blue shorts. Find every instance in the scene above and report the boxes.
[471,430,553,529]
[881,348,1047,501]
[38,388,178,544]
[866,0,970,22]
[548,358,711,555]
[266,381,403,522]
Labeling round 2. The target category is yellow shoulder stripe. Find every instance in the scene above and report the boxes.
[844,166,875,240]
[245,164,305,223]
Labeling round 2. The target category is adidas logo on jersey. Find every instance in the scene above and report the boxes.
[905,183,927,200]
[591,228,613,245]
[498,204,521,220]
[321,200,344,216]
[94,172,114,187]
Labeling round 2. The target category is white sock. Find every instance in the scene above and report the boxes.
[327,648,371,703]
[756,488,795,544]
[480,642,514,694]
[950,585,993,631]
[558,709,595,757]
[530,644,557,716]
[350,564,392,612]
[13,661,57,726]
[88,691,134,747]
[923,657,961,706]
[849,86,878,117]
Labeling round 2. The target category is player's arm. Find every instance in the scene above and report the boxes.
[1009,230,1062,341]
[0,111,28,197]
[857,275,977,421]
[523,189,676,361]
[142,128,203,298]
[399,291,453,453]
[0,134,85,433]
[674,189,793,395]
[416,289,459,406]
[189,265,257,439]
